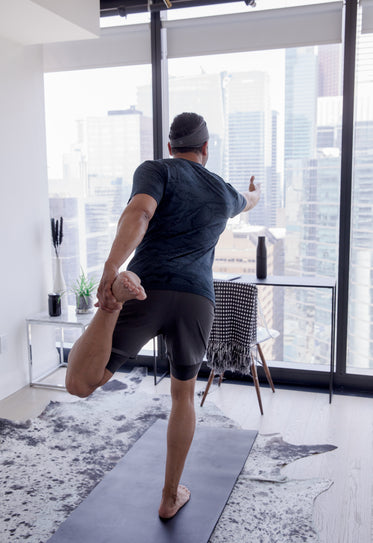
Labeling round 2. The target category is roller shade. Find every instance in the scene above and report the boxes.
[43,2,343,72]
[362,0,373,34]
[43,25,151,72]
[164,2,343,58]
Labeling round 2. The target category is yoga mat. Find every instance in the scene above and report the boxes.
[48,419,257,543]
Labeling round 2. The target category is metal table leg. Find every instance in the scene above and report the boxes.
[329,286,337,403]
[153,336,169,385]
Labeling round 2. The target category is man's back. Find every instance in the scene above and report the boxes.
[127,158,246,302]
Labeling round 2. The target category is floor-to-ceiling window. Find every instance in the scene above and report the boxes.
[164,3,343,370]
[44,63,152,304]
[347,2,373,374]
[42,0,373,391]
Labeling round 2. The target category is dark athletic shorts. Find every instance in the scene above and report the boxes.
[106,290,215,381]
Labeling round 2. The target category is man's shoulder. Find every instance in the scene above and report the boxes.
[137,159,169,171]
[133,160,170,183]
[164,158,222,179]
[138,158,202,179]
[137,158,227,187]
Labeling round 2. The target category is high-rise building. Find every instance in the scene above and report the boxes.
[83,107,152,276]
[285,47,317,163]
[348,110,373,369]
[346,32,373,370]
[282,45,343,366]
[223,71,274,226]
[318,44,342,97]
[166,73,226,174]
[268,111,282,228]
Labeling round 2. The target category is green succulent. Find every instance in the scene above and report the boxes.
[70,269,98,302]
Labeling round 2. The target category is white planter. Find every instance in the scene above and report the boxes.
[75,294,94,314]
[53,257,68,313]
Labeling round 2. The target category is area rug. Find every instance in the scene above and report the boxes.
[0,368,336,543]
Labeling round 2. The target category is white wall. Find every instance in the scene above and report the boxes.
[0,37,52,400]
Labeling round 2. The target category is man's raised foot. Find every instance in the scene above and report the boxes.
[112,271,147,303]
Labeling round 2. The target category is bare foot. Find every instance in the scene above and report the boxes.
[112,271,147,303]
[158,485,191,520]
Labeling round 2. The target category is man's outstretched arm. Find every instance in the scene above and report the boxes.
[97,193,158,312]
[241,175,261,212]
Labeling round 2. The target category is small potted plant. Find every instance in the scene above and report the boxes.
[70,269,98,314]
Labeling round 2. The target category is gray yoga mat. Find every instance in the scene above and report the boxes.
[48,419,257,543]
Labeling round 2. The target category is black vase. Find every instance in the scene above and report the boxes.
[256,236,267,279]
[48,293,61,317]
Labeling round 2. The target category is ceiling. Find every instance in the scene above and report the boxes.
[0,0,99,45]
[0,0,252,46]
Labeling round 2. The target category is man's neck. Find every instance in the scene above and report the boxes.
[172,151,203,165]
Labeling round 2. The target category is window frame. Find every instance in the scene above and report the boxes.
[44,0,373,394]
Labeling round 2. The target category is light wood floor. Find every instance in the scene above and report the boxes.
[1,370,372,543]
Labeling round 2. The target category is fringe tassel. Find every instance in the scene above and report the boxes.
[206,341,253,375]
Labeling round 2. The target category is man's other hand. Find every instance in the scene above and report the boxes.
[242,176,261,212]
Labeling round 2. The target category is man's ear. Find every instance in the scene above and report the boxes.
[202,141,209,157]
[168,142,172,156]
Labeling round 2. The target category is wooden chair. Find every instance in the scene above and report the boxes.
[200,280,278,415]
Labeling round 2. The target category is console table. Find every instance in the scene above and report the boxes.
[236,274,337,402]
[26,307,93,391]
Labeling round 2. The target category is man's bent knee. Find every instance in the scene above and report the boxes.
[65,375,95,398]
[65,368,113,398]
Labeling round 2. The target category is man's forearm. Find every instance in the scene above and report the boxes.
[241,189,260,212]
[105,206,151,270]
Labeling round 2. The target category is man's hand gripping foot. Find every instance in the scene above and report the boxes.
[112,271,147,303]
[96,267,146,312]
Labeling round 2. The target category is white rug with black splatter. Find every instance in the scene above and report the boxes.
[0,368,336,543]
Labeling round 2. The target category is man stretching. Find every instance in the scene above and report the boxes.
[65,112,260,520]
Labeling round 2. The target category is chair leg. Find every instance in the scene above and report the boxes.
[218,372,224,386]
[257,344,275,393]
[250,354,264,415]
[200,369,215,407]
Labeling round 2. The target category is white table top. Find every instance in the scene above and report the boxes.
[235,274,336,289]
[26,306,95,326]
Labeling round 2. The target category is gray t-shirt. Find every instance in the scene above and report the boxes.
[127,158,246,303]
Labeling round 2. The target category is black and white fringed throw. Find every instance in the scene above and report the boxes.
[206,281,258,375]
